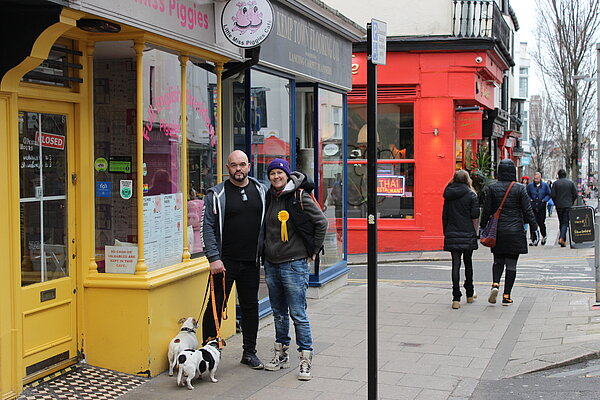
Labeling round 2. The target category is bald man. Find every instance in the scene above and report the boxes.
[201,150,267,369]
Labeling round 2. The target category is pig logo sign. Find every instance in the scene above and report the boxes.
[221,0,273,48]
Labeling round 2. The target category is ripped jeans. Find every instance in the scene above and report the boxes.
[264,259,313,352]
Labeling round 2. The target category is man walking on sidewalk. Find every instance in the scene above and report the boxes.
[526,172,551,246]
[201,150,267,369]
[551,169,577,247]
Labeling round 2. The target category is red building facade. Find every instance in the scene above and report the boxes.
[347,47,509,253]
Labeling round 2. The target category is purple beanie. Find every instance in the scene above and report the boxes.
[267,158,291,177]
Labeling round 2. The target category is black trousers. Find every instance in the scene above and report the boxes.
[556,207,570,241]
[530,206,547,240]
[450,250,474,301]
[202,259,259,353]
[492,253,519,295]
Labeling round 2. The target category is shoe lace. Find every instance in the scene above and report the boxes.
[299,358,310,373]
[269,349,281,364]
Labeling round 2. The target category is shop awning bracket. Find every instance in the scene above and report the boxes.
[221,47,261,81]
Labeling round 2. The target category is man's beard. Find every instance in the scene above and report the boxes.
[232,171,247,182]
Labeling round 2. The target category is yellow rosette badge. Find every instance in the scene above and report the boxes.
[278,210,290,242]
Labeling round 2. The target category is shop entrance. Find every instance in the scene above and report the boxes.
[18,99,77,383]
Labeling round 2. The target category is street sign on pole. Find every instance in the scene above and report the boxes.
[371,19,387,65]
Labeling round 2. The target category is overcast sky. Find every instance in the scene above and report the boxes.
[510,0,542,96]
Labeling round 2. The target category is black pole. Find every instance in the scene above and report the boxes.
[366,22,378,399]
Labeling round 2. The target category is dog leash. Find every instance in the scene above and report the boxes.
[210,272,228,349]
[197,271,228,350]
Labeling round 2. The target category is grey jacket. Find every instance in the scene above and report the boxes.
[264,172,328,264]
[201,176,267,263]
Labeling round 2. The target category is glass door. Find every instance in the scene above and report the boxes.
[18,100,77,382]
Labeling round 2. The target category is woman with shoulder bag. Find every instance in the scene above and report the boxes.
[442,170,480,310]
[480,159,538,305]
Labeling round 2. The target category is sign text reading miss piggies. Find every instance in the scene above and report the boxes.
[133,0,210,31]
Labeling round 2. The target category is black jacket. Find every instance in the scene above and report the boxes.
[551,178,577,208]
[480,160,538,255]
[442,183,479,251]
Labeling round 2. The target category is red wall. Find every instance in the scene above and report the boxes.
[347,50,504,254]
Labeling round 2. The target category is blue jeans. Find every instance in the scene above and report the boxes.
[264,259,313,351]
[557,208,570,241]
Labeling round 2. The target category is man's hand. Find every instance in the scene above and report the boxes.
[308,254,317,262]
[210,260,225,275]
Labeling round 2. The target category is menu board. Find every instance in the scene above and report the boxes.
[143,193,184,271]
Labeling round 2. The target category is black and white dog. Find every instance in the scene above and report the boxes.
[167,317,198,376]
[176,339,221,390]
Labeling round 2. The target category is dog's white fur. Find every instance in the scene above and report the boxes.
[176,339,221,389]
[167,317,199,376]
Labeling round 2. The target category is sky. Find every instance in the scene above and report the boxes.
[510,0,542,96]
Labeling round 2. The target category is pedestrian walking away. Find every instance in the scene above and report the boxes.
[201,150,267,369]
[442,170,480,310]
[526,172,551,246]
[480,160,538,305]
[551,169,577,247]
[261,158,328,381]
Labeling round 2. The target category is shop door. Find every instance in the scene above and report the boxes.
[18,100,77,383]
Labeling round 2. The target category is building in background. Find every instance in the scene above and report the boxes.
[327,0,519,253]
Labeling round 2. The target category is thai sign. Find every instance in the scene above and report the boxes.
[377,175,405,196]
[221,0,274,48]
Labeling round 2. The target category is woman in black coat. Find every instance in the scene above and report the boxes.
[480,159,538,305]
[442,170,480,309]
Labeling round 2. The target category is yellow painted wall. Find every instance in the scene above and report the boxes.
[83,261,236,376]
[0,92,19,400]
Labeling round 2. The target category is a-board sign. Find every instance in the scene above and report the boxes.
[568,206,595,249]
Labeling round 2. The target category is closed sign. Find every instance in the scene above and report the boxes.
[35,131,65,150]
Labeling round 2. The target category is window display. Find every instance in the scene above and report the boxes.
[347,103,415,219]
[93,41,138,272]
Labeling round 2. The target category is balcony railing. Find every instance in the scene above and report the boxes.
[452,0,511,55]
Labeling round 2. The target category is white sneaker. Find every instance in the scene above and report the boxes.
[298,350,312,381]
[488,286,499,304]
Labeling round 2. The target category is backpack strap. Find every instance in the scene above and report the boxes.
[296,188,323,211]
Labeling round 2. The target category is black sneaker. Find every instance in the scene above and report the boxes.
[502,294,513,306]
[241,351,264,369]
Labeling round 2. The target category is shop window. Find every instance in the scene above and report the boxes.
[142,47,184,272]
[250,70,292,184]
[347,103,415,219]
[186,60,218,256]
[21,39,82,88]
[318,89,344,269]
[93,40,138,273]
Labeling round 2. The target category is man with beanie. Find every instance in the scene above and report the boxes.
[201,150,267,369]
[262,158,328,381]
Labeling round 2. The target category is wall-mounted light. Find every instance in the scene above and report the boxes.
[433,128,439,136]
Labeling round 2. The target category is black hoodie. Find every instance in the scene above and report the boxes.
[480,159,538,254]
[442,182,480,251]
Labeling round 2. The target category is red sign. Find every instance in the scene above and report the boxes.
[35,131,65,150]
[377,175,405,196]
[456,112,483,140]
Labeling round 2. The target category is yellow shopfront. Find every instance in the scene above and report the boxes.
[0,3,240,398]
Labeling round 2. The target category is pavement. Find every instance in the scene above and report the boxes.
[118,236,600,399]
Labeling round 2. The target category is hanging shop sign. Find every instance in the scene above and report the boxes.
[456,111,483,140]
[221,0,274,48]
[259,1,353,89]
[377,175,405,196]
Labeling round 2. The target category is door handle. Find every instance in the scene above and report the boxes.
[72,173,77,184]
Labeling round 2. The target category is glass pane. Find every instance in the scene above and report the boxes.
[43,200,68,279]
[142,46,183,271]
[295,87,314,179]
[93,40,138,273]
[41,114,67,196]
[250,70,291,185]
[318,89,344,269]
[21,202,42,286]
[348,103,414,160]
[186,60,217,256]
[19,111,40,199]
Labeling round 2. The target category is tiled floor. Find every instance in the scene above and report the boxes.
[18,364,147,400]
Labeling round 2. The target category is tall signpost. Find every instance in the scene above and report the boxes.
[367,19,386,399]
[596,43,600,303]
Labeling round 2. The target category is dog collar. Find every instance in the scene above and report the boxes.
[180,327,196,333]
